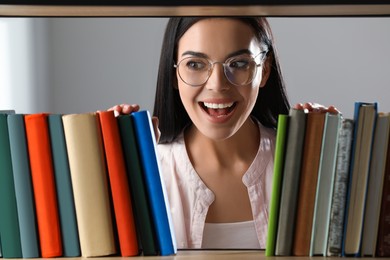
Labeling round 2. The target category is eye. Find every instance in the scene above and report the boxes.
[228,57,252,70]
[184,58,208,71]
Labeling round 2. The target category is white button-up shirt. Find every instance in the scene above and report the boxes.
[157,121,275,249]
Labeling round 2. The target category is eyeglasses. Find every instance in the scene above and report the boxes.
[174,51,268,87]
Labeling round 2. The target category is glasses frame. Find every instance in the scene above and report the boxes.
[174,51,268,87]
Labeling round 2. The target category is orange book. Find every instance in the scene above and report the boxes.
[97,111,139,256]
[24,113,62,257]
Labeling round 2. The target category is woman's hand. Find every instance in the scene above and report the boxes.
[108,104,140,116]
[294,102,340,114]
[108,103,161,143]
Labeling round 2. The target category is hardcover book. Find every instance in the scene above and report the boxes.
[48,114,81,257]
[7,114,39,258]
[342,102,377,256]
[265,114,289,256]
[98,111,139,256]
[131,111,177,256]
[62,113,116,257]
[24,113,63,258]
[0,114,23,258]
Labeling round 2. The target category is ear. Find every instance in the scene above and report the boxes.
[259,57,272,88]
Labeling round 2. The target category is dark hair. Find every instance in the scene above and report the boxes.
[153,17,290,144]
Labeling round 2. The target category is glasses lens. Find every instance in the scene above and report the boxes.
[225,55,257,86]
[177,57,210,86]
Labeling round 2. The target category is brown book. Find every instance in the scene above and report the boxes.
[376,115,390,257]
[293,112,326,256]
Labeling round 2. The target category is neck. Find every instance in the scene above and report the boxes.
[184,118,260,170]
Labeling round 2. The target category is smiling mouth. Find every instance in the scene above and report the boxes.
[200,102,236,117]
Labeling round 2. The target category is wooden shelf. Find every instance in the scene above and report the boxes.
[1,4,390,17]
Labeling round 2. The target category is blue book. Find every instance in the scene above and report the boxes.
[48,114,81,257]
[342,102,377,257]
[131,111,177,256]
[7,114,39,258]
[0,114,22,258]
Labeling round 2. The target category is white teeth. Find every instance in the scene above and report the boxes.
[203,102,234,109]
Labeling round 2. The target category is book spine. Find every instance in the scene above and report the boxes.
[326,119,354,256]
[0,114,23,258]
[62,113,116,257]
[376,116,390,257]
[131,111,177,256]
[293,112,326,256]
[98,111,139,256]
[275,108,307,256]
[117,115,158,256]
[48,114,81,257]
[24,113,63,258]
[7,114,39,258]
[265,114,289,256]
[310,113,341,256]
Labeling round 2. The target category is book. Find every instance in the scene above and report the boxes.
[62,113,116,257]
[275,108,307,256]
[98,111,139,256]
[0,114,23,258]
[361,113,390,256]
[47,114,81,257]
[310,113,341,256]
[376,116,390,257]
[117,114,158,256]
[24,113,63,258]
[265,114,289,256]
[131,111,177,256]
[7,114,39,258]
[326,118,354,256]
[293,111,326,256]
[342,102,377,256]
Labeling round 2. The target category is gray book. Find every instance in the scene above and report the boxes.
[48,114,81,257]
[326,118,354,256]
[275,108,307,256]
[7,114,39,258]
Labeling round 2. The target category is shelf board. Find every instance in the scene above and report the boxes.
[1,4,390,17]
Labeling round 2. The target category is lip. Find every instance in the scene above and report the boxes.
[198,99,237,124]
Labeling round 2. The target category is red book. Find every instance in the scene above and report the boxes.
[98,111,139,256]
[24,113,62,257]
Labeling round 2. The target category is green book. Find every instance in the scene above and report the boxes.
[0,114,22,258]
[7,114,39,258]
[265,114,289,256]
[117,115,157,256]
[48,114,81,257]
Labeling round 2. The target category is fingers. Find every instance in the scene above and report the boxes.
[108,104,140,116]
[294,102,341,114]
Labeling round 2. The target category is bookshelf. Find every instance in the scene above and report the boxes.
[0,3,390,16]
[1,2,389,260]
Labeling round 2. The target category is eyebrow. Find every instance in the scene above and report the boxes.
[180,49,253,59]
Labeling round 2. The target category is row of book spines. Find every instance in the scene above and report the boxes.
[267,103,390,257]
[0,110,176,258]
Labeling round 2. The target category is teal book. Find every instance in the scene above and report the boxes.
[0,114,23,258]
[310,113,341,256]
[7,114,39,258]
[265,114,289,256]
[342,102,377,257]
[275,108,307,256]
[48,114,81,257]
[131,111,177,256]
[117,114,158,256]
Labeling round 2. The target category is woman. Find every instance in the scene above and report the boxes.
[111,17,338,249]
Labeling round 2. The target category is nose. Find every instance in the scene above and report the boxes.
[205,62,230,91]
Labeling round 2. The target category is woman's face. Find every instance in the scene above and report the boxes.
[176,18,270,141]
